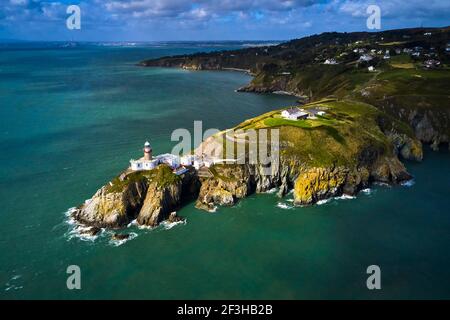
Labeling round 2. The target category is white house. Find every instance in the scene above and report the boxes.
[193,159,202,170]
[281,107,308,120]
[130,159,159,171]
[180,154,197,166]
[324,58,338,65]
[157,153,180,169]
[368,66,375,72]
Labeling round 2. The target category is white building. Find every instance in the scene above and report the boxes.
[130,159,159,171]
[180,154,197,166]
[324,58,338,65]
[368,66,376,72]
[281,107,308,120]
[130,142,181,171]
[157,153,180,169]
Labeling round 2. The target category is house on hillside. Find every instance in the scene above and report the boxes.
[281,107,308,120]
[324,58,338,65]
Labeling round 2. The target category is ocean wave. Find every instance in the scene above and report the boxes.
[335,194,356,200]
[317,198,331,205]
[109,232,138,247]
[4,274,23,292]
[317,193,356,205]
[277,202,293,210]
[161,219,187,230]
[266,188,278,194]
[361,188,372,194]
[374,182,391,188]
[64,207,102,242]
[401,179,415,187]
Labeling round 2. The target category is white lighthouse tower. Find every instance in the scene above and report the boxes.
[143,141,152,160]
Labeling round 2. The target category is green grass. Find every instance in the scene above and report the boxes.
[106,164,180,194]
[223,99,399,168]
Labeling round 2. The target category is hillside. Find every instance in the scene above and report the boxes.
[194,99,422,208]
[141,27,450,148]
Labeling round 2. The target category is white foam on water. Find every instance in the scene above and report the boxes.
[109,232,138,247]
[136,223,155,230]
[317,198,331,205]
[63,207,102,242]
[161,219,187,230]
[361,188,372,195]
[127,219,138,228]
[335,194,356,200]
[266,188,277,194]
[67,225,102,242]
[401,179,415,187]
[286,199,294,203]
[374,182,391,188]
[277,202,293,210]
[4,274,23,292]
[208,206,218,213]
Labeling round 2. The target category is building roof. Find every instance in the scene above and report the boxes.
[283,107,301,115]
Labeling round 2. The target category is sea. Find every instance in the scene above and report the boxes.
[0,41,449,299]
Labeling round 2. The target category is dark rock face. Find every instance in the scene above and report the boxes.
[167,212,184,223]
[376,104,450,151]
[137,180,183,226]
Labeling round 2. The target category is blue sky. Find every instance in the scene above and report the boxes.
[1,0,449,41]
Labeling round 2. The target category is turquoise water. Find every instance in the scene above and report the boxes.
[1,43,449,299]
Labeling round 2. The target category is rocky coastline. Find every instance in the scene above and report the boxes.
[72,99,423,233]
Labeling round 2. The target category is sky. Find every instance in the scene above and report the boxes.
[0,0,449,41]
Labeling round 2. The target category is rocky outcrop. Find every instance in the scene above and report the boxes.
[137,179,183,227]
[195,165,254,211]
[72,178,148,229]
[73,166,200,229]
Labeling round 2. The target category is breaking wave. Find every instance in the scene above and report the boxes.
[109,232,138,247]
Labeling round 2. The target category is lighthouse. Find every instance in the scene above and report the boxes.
[143,141,152,160]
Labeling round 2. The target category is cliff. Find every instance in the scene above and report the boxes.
[193,99,421,208]
[73,165,199,229]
